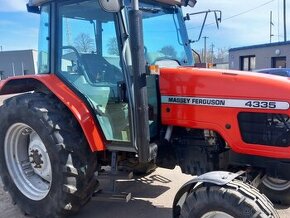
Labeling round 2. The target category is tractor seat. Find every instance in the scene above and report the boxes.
[80,53,123,83]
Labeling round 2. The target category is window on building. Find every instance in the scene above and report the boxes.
[272,57,286,68]
[240,55,256,71]
[0,70,4,80]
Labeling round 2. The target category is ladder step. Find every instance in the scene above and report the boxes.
[97,171,133,180]
[92,191,132,202]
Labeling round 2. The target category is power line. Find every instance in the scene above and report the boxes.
[223,0,275,21]
[187,0,275,30]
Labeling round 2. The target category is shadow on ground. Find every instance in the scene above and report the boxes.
[73,198,172,218]
[73,174,172,218]
[274,204,290,210]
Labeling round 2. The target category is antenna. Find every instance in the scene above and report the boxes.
[203,36,208,63]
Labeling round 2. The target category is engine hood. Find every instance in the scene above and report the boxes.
[159,67,290,101]
[159,67,290,159]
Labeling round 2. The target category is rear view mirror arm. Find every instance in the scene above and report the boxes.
[185,10,222,43]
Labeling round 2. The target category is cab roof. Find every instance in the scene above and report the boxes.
[28,0,51,6]
[28,0,190,7]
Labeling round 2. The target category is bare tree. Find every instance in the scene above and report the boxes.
[195,47,229,64]
[74,33,95,53]
[107,37,119,55]
[215,47,229,61]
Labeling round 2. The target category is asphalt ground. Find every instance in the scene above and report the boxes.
[0,94,289,218]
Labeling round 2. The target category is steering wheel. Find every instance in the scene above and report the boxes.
[61,46,85,73]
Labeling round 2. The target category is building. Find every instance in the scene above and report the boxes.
[229,41,290,71]
[0,50,37,80]
[213,57,229,69]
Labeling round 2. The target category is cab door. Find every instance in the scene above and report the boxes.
[57,0,132,146]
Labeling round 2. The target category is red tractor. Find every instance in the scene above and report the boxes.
[0,0,286,217]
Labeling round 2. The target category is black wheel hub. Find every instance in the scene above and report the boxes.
[29,149,44,168]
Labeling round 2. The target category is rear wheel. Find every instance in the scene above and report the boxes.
[0,93,98,217]
[180,179,279,218]
[259,175,290,205]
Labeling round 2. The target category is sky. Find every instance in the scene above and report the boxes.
[0,0,290,52]
[186,0,290,51]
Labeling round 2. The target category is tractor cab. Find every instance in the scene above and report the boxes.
[34,0,194,160]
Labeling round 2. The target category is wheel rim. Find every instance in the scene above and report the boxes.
[263,176,290,191]
[201,211,234,218]
[4,123,52,201]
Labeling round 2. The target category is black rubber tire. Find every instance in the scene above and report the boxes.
[259,179,290,205]
[180,179,279,218]
[0,93,98,218]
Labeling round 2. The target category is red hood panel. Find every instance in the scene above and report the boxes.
[160,67,290,101]
[159,67,290,159]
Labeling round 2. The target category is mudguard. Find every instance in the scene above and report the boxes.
[0,74,105,151]
[172,171,242,218]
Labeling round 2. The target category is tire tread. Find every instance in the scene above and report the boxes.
[0,93,98,217]
[180,179,279,218]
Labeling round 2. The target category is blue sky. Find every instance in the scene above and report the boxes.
[186,0,290,51]
[0,0,39,50]
[0,0,290,52]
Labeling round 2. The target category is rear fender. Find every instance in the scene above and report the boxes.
[172,171,242,218]
[0,75,105,151]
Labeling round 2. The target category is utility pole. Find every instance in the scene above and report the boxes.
[270,11,274,43]
[283,0,287,41]
[278,0,280,41]
[203,36,208,63]
[65,18,72,45]
[211,43,214,64]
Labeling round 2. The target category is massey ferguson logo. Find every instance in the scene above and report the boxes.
[162,96,290,110]
[168,97,226,106]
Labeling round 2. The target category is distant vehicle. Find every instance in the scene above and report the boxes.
[255,68,290,77]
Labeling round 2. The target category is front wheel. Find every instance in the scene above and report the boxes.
[259,175,290,205]
[179,179,279,218]
[0,93,98,217]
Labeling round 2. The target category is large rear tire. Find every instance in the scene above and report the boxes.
[180,179,279,218]
[259,176,290,205]
[0,93,98,217]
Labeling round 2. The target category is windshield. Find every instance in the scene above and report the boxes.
[139,3,193,66]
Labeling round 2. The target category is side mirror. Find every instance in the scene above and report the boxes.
[98,0,121,13]
[214,11,222,29]
[26,4,40,14]
[186,0,197,7]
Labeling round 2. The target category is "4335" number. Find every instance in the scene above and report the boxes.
[245,101,276,109]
